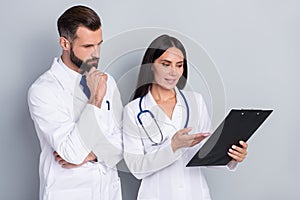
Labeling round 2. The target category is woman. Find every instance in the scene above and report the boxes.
[123,34,248,200]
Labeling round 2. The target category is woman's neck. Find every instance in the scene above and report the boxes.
[150,84,177,120]
[151,84,176,102]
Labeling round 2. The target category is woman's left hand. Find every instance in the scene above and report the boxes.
[228,141,248,162]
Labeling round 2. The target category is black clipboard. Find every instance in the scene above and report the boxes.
[186,109,273,167]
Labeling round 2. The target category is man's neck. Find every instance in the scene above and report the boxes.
[61,53,79,73]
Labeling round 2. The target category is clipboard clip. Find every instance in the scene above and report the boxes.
[240,109,261,116]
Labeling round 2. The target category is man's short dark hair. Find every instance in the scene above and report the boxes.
[57,5,101,40]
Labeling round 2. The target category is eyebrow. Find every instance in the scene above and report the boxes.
[81,40,103,47]
[160,59,183,64]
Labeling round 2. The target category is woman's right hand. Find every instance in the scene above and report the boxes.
[171,128,210,152]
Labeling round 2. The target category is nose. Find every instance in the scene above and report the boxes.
[169,65,178,76]
[91,45,100,57]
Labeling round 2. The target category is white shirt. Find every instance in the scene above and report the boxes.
[28,58,123,200]
[123,88,236,200]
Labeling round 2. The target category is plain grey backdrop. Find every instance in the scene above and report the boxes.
[1,0,299,199]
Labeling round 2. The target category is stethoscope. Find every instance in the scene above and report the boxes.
[137,90,190,146]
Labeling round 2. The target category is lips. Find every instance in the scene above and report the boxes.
[165,78,177,85]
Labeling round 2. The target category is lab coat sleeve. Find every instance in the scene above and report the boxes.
[123,104,182,180]
[77,78,123,168]
[28,85,90,164]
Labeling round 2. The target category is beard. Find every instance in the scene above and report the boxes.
[70,47,99,73]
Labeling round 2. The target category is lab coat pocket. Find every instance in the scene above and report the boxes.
[48,188,92,200]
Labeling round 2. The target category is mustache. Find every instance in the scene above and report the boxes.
[86,57,99,64]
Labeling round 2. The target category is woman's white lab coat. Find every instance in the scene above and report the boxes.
[123,88,236,200]
[28,58,123,200]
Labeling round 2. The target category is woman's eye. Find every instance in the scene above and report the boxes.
[177,64,183,68]
[161,63,169,67]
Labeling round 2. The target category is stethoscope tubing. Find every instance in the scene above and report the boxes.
[137,90,189,145]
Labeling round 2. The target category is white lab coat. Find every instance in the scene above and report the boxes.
[123,88,236,200]
[28,58,123,200]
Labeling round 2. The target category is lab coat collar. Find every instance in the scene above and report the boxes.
[142,87,185,129]
[143,87,185,109]
[50,57,86,100]
[50,57,81,91]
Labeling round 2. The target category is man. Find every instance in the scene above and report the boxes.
[28,5,123,200]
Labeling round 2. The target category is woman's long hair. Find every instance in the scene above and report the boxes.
[132,34,188,100]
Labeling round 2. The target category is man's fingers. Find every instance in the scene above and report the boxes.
[87,69,103,80]
[101,73,108,81]
[55,157,61,162]
[53,152,63,162]
[62,163,79,169]
[53,151,81,168]
[58,160,67,165]
[87,67,97,74]
[53,151,68,164]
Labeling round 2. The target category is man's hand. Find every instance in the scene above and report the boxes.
[86,67,107,108]
[53,151,97,169]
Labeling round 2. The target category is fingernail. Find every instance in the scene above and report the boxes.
[232,145,236,149]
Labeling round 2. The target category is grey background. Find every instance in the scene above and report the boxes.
[1,0,299,200]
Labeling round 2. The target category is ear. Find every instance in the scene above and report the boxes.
[59,37,70,50]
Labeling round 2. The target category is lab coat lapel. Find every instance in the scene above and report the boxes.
[172,88,186,130]
[50,58,87,103]
[50,58,72,92]
[73,79,88,103]
[50,58,87,119]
